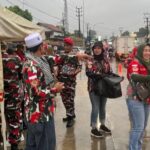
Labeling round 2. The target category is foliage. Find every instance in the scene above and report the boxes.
[121,31,130,36]
[136,27,147,37]
[7,5,33,21]
[110,35,116,41]
[74,30,83,38]
[120,27,148,38]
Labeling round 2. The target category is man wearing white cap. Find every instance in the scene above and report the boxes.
[23,32,64,150]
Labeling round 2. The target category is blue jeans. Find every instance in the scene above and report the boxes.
[89,91,107,128]
[126,99,150,150]
[25,117,56,150]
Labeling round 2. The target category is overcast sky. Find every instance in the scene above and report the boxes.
[0,0,150,38]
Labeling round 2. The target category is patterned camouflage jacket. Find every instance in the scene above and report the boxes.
[22,56,57,124]
[2,51,22,96]
[55,54,81,83]
[86,58,111,92]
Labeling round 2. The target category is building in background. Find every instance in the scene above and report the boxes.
[37,22,63,39]
[112,36,137,61]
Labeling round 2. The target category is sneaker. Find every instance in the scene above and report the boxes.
[63,115,76,122]
[100,125,111,134]
[63,116,69,122]
[20,134,24,141]
[6,140,10,146]
[66,117,75,128]
[91,128,104,138]
[11,144,18,150]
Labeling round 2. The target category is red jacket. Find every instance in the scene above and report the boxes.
[16,50,26,62]
[127,59,150,104]
[127,59,148,80]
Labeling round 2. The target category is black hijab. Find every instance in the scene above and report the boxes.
[92,41,104,61]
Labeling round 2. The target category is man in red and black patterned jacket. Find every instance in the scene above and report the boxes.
[2,44,23,150]
[56,37,82,128]
[23,33,64,150]
[56,37,90,128]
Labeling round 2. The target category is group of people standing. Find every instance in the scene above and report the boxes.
[1,33,90,150]
[1,31,150,150]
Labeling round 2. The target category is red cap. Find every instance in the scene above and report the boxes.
[64,37,74,46]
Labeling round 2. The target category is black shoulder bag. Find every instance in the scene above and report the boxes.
[131,81,150,101]
[97,73,124,98]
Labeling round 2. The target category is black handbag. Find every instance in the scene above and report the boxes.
[97,73,124,98]
[134,82,150,101]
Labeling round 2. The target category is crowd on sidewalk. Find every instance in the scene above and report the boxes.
[1,32,150,150]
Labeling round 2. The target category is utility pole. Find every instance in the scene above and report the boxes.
[86,23,91,43]
[64,0,69,34]
[62,13,66,36]
[22,0,24,9]
[87,23,90,37]
[21,0,25,10]
[144,13,150,43]
[119,27,123,36]
[76,7,82,37]
[82,0,85,47]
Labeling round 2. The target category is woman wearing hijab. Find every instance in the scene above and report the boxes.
[126,44,150,150]
[86,41,111,138]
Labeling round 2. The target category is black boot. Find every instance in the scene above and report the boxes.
[62,116,69,122]
[66,116,75,128]
[63,115,76,122]
[11,144,18,150]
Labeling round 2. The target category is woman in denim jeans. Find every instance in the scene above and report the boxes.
[126,44,150,150]
[86,41,111,138]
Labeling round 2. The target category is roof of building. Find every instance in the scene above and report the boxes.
[37,22,63,33]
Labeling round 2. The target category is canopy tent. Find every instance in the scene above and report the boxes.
[0,6,45,150]
[0,6,45,41]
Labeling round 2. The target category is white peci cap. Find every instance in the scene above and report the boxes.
[25,32,43,48]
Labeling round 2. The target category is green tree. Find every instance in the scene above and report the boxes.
[121,31,130,36]
[7,5,33,21]
[136,27,147,37]
[110,35,116,41]
[74,30,83,38]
